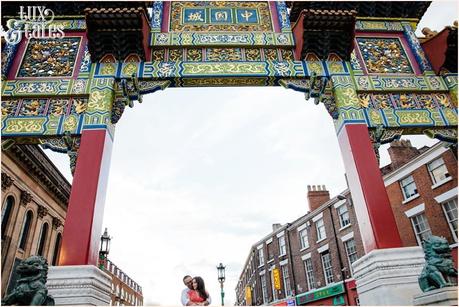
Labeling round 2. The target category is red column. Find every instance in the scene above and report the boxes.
[337,123,402,253]
[59,129,113,265]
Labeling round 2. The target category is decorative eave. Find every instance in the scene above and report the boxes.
[292,9,357,61]
[3,145,71,207]
[287,1,430,22]
[420,21,458,74]
[85,6,151,62]
[419,27,443,44]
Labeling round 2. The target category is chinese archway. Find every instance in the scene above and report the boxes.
[1,0,457,278]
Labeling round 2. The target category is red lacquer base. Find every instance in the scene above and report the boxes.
[338,124,402,253]
[59,129,113,265]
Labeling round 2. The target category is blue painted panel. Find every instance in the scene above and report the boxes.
[236,9,258,23]
[210,8,233,23]
[183,8,206,23]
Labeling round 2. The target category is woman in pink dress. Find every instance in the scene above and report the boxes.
[188,276,210,306]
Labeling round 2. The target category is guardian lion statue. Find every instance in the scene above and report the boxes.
[419,236,458,292]
[1,255,55,305]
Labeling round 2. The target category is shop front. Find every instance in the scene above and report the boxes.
[295,282,352,306]
[273,298,296,306]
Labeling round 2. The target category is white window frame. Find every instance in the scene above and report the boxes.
[258,248,265,267]
[321,251,334,285]
[281,264,292,297]
[317,243,329,254]
[312,212,323,222]
[427,157,450,185]
[337,204,351,229]
[441,198,458,242]
[340,231,354,242]
[260,273,268,305]
[400,175,418,200]
[404,203,425,218]
[299,228,309,250]
[278,235,287,256]
[435,188,457,203]
[316,218,326,242]
[267,241,274,262]
[344,238,358,275]
[410,212,432,246]
[303,257,315,291]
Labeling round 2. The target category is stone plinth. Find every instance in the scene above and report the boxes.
[47,265,111,305]
[413,287,458,306]
[352,246,425,305]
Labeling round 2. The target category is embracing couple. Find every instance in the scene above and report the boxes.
[181,275,212,306]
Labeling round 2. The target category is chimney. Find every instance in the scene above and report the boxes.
[272,223,282,232]
[388,139,420,169]
[307,185,330,212]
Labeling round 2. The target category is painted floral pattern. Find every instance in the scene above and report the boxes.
[206,48,243,61]
[245,48,262,61]
[18,37,81,77]
[149,48,291,62]
[48,99,70,116]
[2,99,19,118]
[18,99,47,116]
[358,93,455,110]
[357,38,413,74]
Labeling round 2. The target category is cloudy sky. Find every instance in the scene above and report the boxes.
[44,1,457,305]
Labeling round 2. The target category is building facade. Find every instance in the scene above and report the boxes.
[382,141,458,260]
[236,188,361,306]
[235,141,457,306]
[1,145,145,304]
[102,259,144,306]
[1,145,69,297]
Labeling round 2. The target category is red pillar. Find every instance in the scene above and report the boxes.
[59,129,113,265]
[337,123,402,253]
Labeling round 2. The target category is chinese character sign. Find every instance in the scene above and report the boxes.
[273,268,281,290]
[245,286,252,305]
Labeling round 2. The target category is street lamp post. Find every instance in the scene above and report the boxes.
[217,263,226,306]
[99,228,111,270]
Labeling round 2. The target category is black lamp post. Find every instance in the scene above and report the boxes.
[99,228,111,269]
[217,263,226,306]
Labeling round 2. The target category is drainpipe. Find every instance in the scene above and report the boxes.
[285,223,297,302]
[328,205,351,305]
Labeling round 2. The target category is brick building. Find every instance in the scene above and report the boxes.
[383,140,457,249]
[1,145,68,297]
[102,259,144,306]
[235,140,457,306]
[235,188,360,306]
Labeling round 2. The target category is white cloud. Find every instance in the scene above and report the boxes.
[416,0,458,35]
